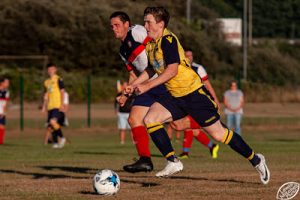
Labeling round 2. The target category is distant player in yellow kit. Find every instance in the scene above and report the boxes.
[42,63,66,148]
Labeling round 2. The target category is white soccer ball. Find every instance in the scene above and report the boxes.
[93,169,120,195]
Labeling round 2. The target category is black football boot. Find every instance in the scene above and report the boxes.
[123,157,154,173]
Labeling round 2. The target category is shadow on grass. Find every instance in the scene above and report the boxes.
[169,175,260,185]
[38,165,126,175]
[79,191,99,195]
[121,178,160,187]
[121,174,258,185]
[79,178,160,196]
[269,138,300,143]
[74,151,165,158]
[74,151,132,156]
[0,169,88,179]
[39,165,96,174]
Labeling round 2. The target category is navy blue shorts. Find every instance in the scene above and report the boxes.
[0,116,6,125]
[158,86,220,127]
[47,109,65,126]
[133,84,171,107]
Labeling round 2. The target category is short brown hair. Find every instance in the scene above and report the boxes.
[144,6,170,28]
[110,11,131,26]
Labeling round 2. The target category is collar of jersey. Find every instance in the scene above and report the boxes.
[154,28,172,43]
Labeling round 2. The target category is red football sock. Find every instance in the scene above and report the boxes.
[131,126,151,157]
[0,128,4,145]
[187,115,201,129]
[195,130,211,148]
[182,130,194,152]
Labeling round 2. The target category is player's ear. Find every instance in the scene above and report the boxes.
[159,21,164,29]
[124,21,130,28]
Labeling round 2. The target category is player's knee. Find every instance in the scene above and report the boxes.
[143,115,160,125]
[49,118,57,126]
[128,115,136,126]
[210,129,226,142]
[128,115,143,127]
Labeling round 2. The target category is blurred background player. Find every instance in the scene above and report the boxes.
[166,123,181,143]
[178,48,220,159]
[41,63,67,148]
[43,90,69,145]
[0,77,10,145]
[224,80,244,135]
[62,90,70,127]
[115,81,133,144]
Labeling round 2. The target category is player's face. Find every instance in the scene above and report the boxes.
[110,17,129,41]
[47,66,57,77]
[185,51,193,64]
[2,79,9,89]
[144,14,164,39]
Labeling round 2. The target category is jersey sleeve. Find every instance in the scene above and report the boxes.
[128,26,149,73]
[131,49,148,72]
[161,35,180,66]
[131,25,148,44]
[196,64,208,81]
[64,92,69,104]
[6,91,9,99]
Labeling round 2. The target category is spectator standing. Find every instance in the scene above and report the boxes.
[224,80,244,135]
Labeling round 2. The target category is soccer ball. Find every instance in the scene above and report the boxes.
[93,169,120,195]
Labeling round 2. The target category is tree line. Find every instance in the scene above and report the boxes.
[0,0,300,102]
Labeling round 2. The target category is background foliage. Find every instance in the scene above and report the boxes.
[0,0,300,102]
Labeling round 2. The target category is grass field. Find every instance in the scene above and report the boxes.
[0,103,300,200]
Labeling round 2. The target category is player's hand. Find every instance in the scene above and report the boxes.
[41,106,46,114]
[59,104,66,112]
[124,85,135,95]
[135,83,150,95]
[116,95,128,107]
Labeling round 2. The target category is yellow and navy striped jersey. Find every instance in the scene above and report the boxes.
[44,74,64,110]
[146,28,203,97]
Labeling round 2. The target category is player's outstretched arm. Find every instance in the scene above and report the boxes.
[135,63,178,95]
[124,69,151,95]
[128,71,138,84]
[41,93,48,113]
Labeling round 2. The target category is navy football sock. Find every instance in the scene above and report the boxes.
[147,123,176,162]
[222,128,260,166]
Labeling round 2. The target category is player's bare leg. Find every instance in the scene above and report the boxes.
[144,102,183,177]
[44,127,52,145]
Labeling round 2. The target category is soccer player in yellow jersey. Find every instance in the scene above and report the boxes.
[42,63,66,148]
[125,7,270,184]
